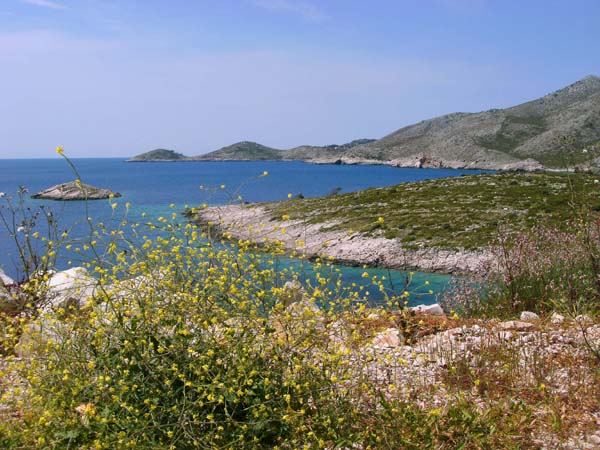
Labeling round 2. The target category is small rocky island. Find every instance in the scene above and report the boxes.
[31,181,121,201]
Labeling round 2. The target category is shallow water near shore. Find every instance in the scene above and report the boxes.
[0,158,482,303]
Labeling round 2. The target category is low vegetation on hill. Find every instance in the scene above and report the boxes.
[268,172,600,250]
[127,148,187,161]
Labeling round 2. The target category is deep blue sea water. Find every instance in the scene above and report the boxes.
[0,158,485,305]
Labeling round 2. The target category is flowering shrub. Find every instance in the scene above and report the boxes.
[443,215,600,318]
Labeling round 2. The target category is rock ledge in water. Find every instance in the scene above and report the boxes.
[31,181,121,201]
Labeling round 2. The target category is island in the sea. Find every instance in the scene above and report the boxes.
[31,181,121,201]
[128,75,600,171]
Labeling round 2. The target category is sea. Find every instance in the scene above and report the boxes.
[0,158,487,306]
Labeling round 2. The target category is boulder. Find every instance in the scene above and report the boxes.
[16,267,99,356]
[31,181,121,201]
[550,312,565,325]
[0,268,16,311]
[520,311,540,321]
[0,268,14,286]
[411,303,445,316]
[372,328,405,348]
[575,315,593,325]
[44,267,98,312]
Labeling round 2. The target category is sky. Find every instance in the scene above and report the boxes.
[0,0,599,158]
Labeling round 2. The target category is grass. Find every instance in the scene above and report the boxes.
[267,172,600,250]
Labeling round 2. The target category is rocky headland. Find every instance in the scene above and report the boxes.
[195,172,600,275]
[197,204,491,274]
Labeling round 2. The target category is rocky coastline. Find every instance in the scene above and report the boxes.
[197,204,492,274]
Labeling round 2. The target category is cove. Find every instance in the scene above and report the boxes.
[0,158,479,301]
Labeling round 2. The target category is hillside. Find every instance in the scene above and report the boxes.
[195,141,283,161]
[128,76,600,169]
[342,75,600,169]
[127,149,188,162]
[128,139,375,162]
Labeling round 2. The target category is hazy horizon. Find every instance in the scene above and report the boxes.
[1,0,599,159]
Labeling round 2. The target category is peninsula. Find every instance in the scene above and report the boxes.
[195,171,600,274]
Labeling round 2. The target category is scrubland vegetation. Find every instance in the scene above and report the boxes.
[1,151,599,449]
[269,172,600,250]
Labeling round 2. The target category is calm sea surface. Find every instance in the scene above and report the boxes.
[0,158,486,305]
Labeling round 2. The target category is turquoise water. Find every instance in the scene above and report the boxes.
[0,158,480,304]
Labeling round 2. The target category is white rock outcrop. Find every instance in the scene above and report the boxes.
[44,267,98,312]
[520,311,540,321]
[411,303,445,316]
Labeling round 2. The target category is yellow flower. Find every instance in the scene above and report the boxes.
[287,193,292,199]
[56,146,64,154]
[377,216,384,224]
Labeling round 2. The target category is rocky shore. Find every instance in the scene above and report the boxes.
[197,204,492,274]
[306,155,545,171]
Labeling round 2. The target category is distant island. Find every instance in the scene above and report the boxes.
[128,75,600,171]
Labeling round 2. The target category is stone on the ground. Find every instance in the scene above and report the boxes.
[16,267,98,357]
[551,312,565,325]
[520,311,540,321]
[499,320,537,332]
[575,315,593,325]
[372,328,405,348]
[44,267,98,312]
[0,268,15,310]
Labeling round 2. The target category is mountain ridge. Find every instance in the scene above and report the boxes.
[128,76,600,170]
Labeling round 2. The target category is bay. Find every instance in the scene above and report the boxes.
[0,158,484,305]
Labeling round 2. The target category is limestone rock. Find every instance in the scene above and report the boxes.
[372,328,404,348]
[0,268,16,311]
[32,181,121,201]
[0,268,14,286]
[551,312,565,325]
[44,267,98,312]
[520,311,540,321]
[499,320,537,332]
[279,280,305,306]
[411,303,445,316]
[16,268,99,356]
[575,314,593,325]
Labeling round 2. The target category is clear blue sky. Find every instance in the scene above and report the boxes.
[1,0,599,158]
